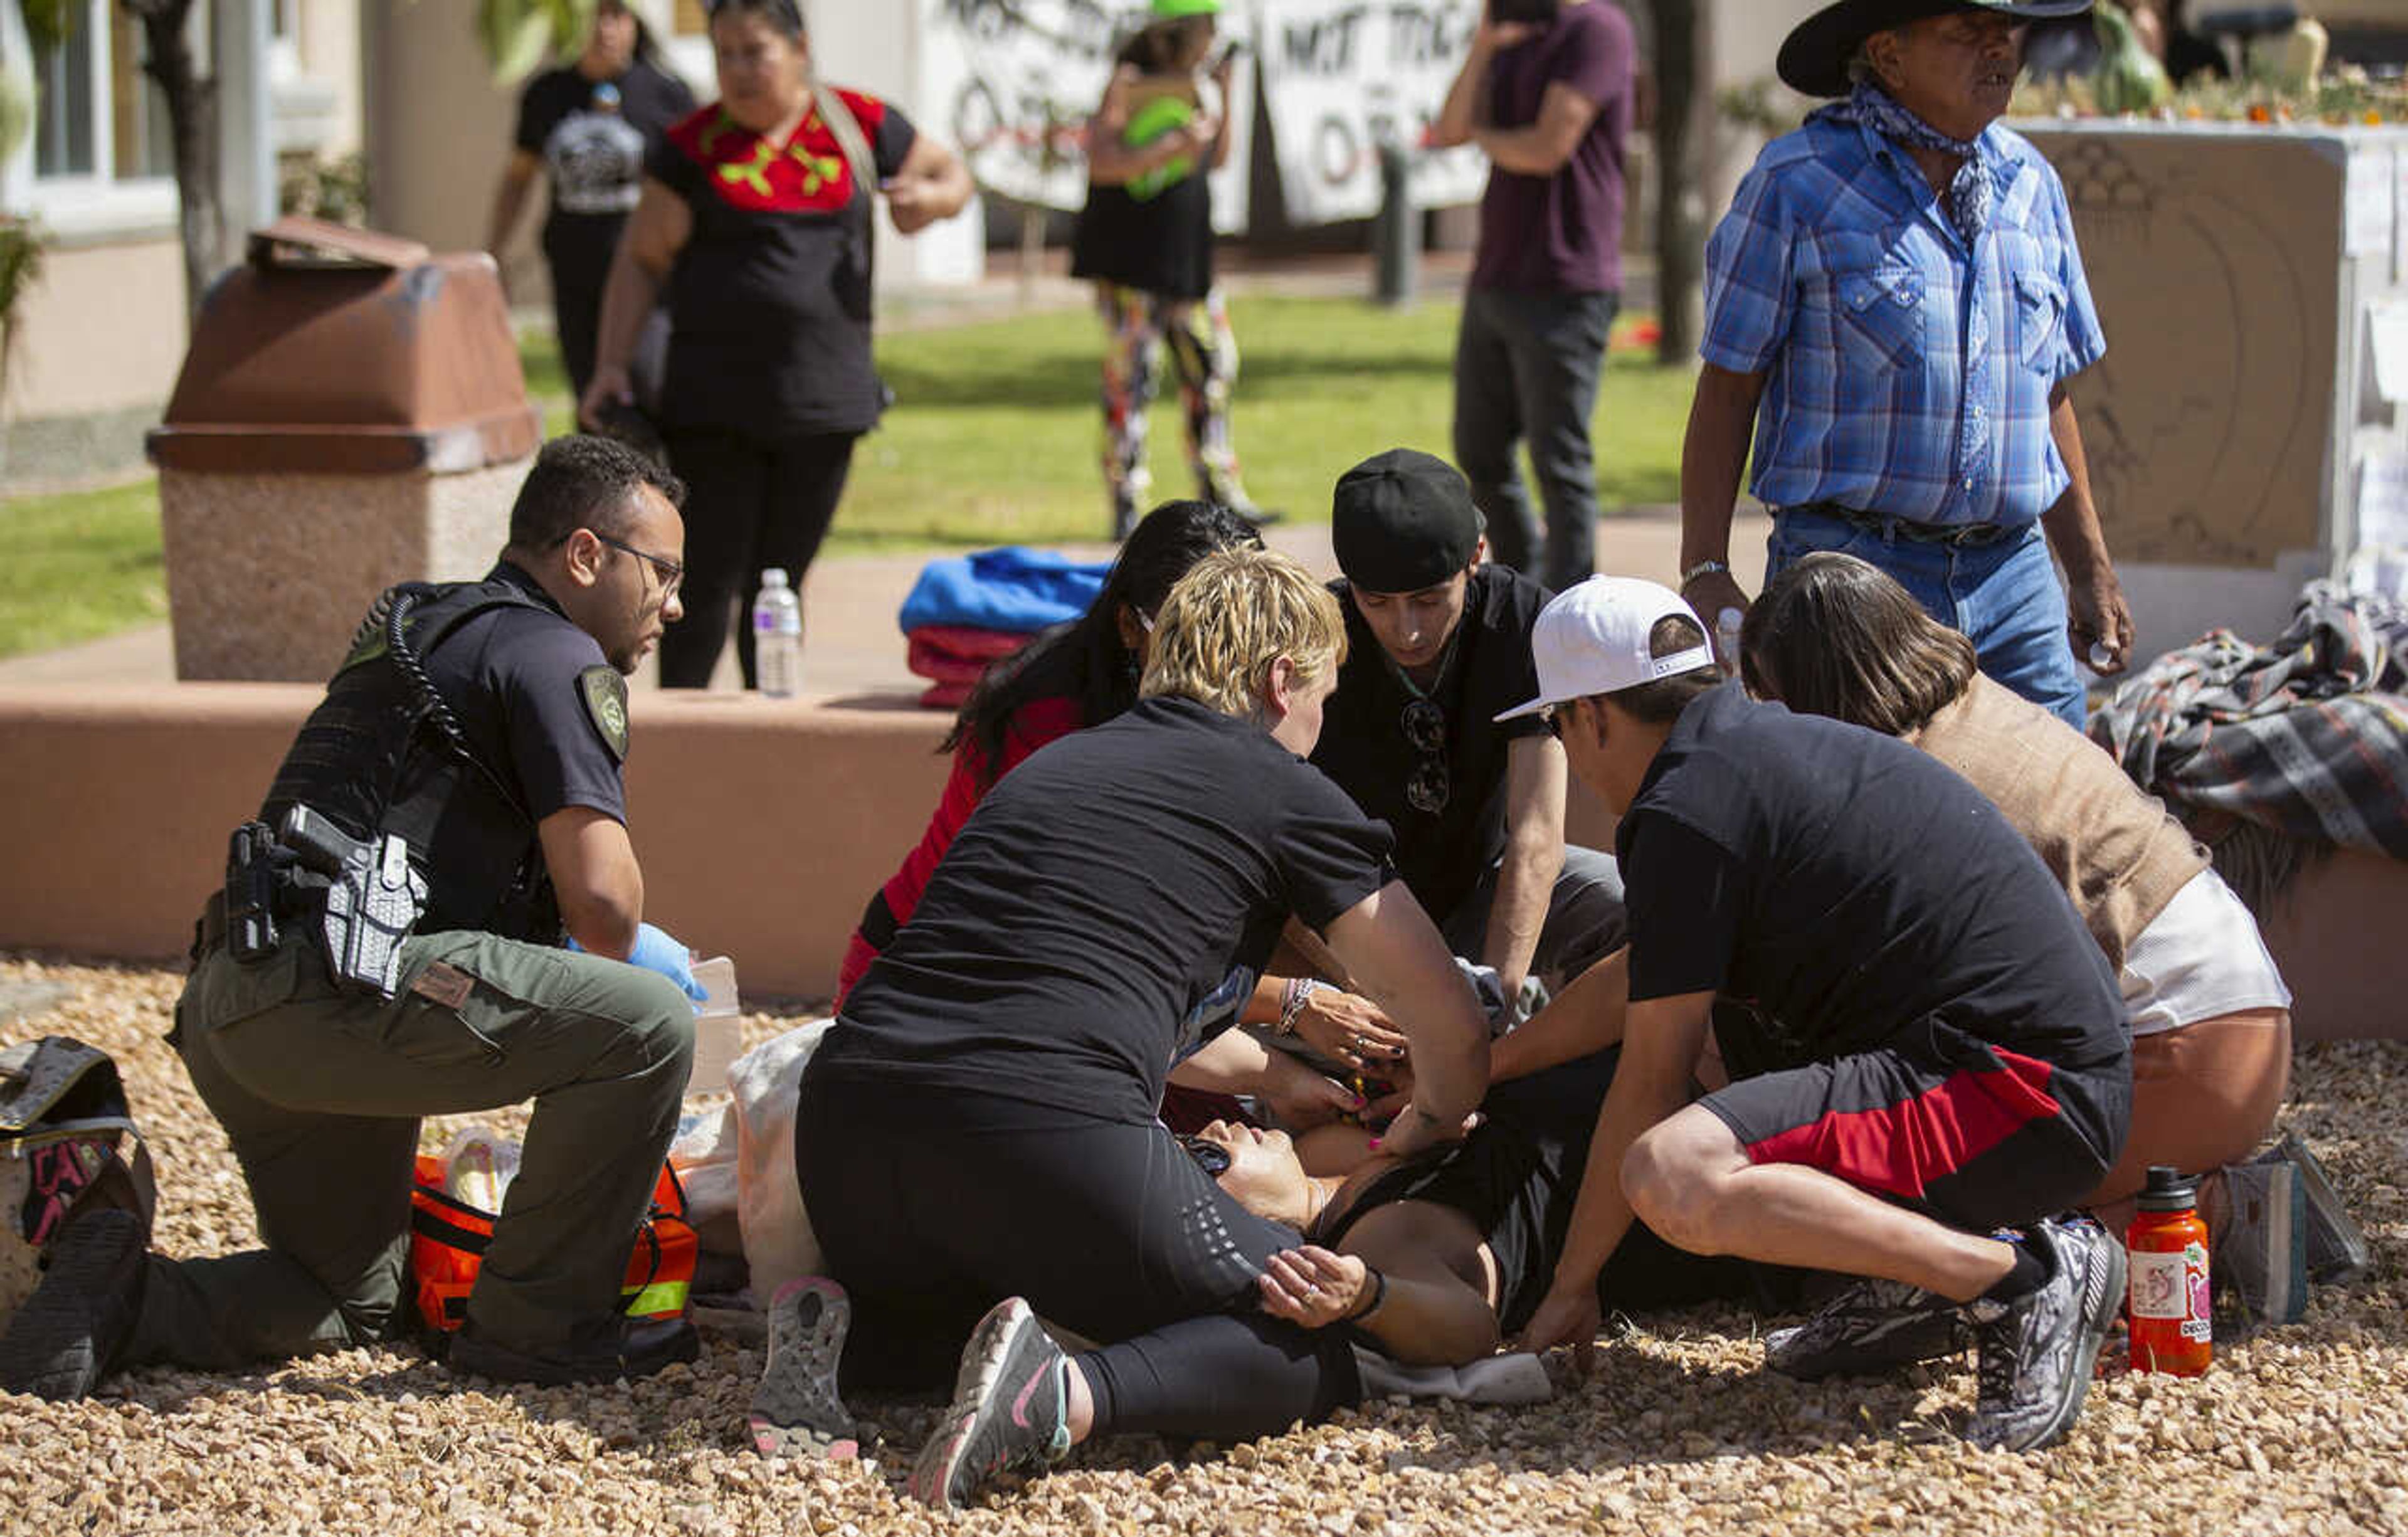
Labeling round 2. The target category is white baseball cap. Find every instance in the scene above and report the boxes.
[1494,576,1718,722]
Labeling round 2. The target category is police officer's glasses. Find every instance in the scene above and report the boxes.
[591,532,685,598]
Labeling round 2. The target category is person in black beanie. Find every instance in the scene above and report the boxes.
[1307,448,1626,1018]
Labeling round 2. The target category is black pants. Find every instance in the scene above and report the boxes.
[658,428,857,689]
[795,1067,1326,1398]
[1451,287,1619,594]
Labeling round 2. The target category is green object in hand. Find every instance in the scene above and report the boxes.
[1125,93,1200,203]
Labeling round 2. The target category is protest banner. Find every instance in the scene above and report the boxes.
[1253,0,1489,224]
[921,0,1255,231]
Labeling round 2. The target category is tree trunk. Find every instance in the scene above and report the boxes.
[1647,0,1709,366]
[124,0,218,327]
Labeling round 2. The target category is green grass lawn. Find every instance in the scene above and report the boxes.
[0,295,1696,660]
[0,479,171,657]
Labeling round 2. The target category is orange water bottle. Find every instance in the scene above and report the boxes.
[2126,1165,2212,1375]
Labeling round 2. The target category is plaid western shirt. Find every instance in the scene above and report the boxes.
[1701,110,2106,529]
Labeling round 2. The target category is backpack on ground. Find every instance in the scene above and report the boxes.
[1,1037,156,1329]
[406,1154,697,1335]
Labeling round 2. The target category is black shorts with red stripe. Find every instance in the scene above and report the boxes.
[1698,1017,2131,1234]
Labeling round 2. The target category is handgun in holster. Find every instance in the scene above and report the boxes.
[277,804,427,999]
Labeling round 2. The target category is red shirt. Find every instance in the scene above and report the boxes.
[835,695,1084,1005]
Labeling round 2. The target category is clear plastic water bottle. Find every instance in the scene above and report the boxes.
[1715,607,1745,671]
[752,568,803,699]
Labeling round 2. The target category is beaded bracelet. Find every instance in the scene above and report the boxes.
[1277,976,1322,1035]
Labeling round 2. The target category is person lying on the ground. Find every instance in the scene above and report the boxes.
[872,1052,1770,1510]
[1509,577,2131,1456]
[1202,1050,1764,1362]
[1740,552,2292,1241]
[748,547,1492,1475]
[833,499,1413,1126]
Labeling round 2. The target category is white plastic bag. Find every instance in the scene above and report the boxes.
[729,1018,835,1304]
[668,1104,741,1254]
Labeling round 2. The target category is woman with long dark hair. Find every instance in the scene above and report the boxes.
[1072,0,1264,538]
[581,0,974,688]
[837,502,1413,1116]
[1740,551,2292,1226]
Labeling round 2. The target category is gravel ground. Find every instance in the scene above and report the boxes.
[4,954,2407,1537]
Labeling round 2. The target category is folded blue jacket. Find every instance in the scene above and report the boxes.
[897,547,1112,635]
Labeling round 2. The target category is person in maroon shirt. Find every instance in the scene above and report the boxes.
[1430,0,1635,594]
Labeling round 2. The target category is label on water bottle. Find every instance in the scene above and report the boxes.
[754,608,778,631]
[2129,1250,2189,1319]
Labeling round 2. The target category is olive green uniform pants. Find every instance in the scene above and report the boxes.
[130,927,694,1368]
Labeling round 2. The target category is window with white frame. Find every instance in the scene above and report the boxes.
[23,0,182,232]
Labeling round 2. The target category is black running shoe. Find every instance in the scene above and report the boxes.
[1762,1276,1972,1380]
[749,1277,858,1460]
[0,1207,148,1402]
[1965,1215,2125,1453]
[446,1314,699,1386]
[905,1297,1071,1509]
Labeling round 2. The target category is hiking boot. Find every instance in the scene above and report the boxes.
[749,1277,857,1460]
[1965,1216,2125,1453]
[905,1297,1072,1509]
[1763,1276,1972,1380]
[446,1314,699,1386]
[0,1207,147,1402]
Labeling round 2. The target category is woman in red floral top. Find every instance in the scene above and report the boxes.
[582,0,972,689]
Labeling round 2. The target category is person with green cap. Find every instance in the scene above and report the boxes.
[1677,0,2133,732]
[1071,0,1270,539]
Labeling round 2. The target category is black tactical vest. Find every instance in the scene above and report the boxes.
[260,578,564,944]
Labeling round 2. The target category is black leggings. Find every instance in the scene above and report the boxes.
[795,1070,1328,1398]
[658,427,857,689]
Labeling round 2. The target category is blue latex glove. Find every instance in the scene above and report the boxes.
[566,924,707,1001]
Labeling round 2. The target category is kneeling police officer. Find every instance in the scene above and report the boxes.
[1,435,710,1395]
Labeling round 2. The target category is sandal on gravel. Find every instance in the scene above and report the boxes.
[749,1277,858,1460]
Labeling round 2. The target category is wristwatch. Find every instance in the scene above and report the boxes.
[1680,558,1731,586]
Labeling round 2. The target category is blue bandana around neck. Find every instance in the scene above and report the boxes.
[1829,82,1993,245]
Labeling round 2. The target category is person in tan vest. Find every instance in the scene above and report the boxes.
[1739,551,2292,1226]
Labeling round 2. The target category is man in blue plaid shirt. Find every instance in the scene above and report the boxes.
[1677,0,2131,729]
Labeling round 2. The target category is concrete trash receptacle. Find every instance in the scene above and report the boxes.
[146,216,544,682]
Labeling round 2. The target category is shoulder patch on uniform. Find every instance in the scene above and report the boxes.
[579,665,630,762]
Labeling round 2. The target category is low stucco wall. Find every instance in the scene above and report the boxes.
[0,685,951,1000]
[6,683,2394,1037]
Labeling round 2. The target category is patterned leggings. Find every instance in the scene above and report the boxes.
[1097,283,1250,537]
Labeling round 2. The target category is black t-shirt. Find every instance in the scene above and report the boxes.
[426,563,630,831]
[818,697,1397,1124]
[1619,684,2125,1069]
[648,92,917,438]
[1309,565,1553,925]
[514,62,695,295]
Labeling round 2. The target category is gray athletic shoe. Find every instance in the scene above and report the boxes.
[906,1297,1072,1509]
[748,1277,858,1460]
[1763,1276,1971,1380]
[1965,1216,2125,1454]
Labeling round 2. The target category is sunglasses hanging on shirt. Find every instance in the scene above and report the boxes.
[1401,698,1450,815]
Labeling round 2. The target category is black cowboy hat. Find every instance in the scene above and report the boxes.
[1777,0,2094,97]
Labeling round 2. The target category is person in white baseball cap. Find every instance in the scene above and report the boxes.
[1502,571,2136,1455]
